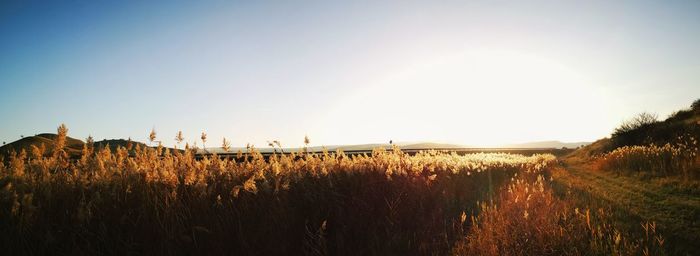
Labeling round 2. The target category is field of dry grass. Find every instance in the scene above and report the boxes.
[2,125,691,255]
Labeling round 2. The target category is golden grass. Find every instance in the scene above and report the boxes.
[0,124,678,255]
[0,124,560,254]
[595,136,699,178]
[453,173,665,256]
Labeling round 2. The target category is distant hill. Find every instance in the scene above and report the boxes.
[503,140,591,149]
[197,141,594,155]
[199,142,472,155]
[0,134,152,159]
[401,142,468,150]
[322,142,467,151]
[0,133,84,158]
[93,139,149,152]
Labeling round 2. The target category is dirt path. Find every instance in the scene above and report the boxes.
[552,161,700,254]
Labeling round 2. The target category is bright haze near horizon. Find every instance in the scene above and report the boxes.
[1,1,699,148]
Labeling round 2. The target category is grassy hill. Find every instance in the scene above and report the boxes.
[0,133,84,158]
[568,99,700,161]
[609,102,699,148]
[558,99,700,254]
[0,134,151,159]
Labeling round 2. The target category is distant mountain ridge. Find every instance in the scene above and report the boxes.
[198,141,587,154]
[503,140,591,149]
[2,135,590,158]
[196,142,467,155]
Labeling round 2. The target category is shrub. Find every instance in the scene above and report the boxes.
[691,98,700,112]
[611,112,659,148]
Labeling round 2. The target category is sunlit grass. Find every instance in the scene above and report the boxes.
[0,124,682,255]
[0,124,558,254]
[595,135,699,178]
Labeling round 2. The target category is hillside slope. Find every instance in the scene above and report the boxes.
[567,100,700,162]
[0,134,151,159]
[557,99,700,254]
[0,133,84,158]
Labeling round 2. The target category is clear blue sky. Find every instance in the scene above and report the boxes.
[1,1,699,147]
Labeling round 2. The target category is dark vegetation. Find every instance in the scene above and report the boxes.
[0,134,149,160]
[568,99,700,160]
[610,99,700,150]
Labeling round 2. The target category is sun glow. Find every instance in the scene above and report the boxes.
[315,48,613,146]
